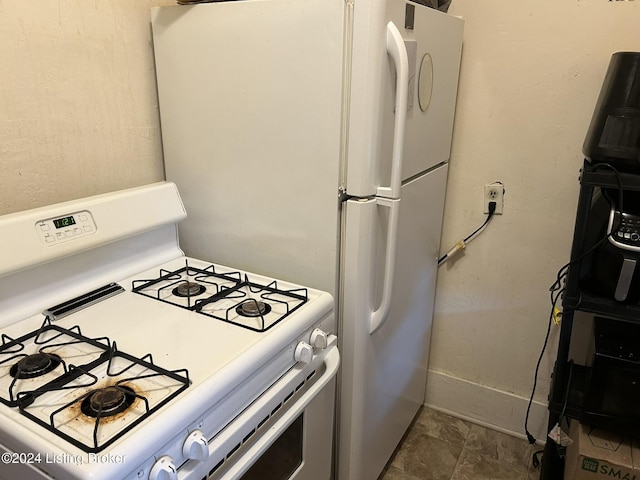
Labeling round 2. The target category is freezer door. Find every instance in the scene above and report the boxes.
[346,0,463,197]
[338,164,448,480]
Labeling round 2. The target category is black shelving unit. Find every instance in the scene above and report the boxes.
[540,160,640,479]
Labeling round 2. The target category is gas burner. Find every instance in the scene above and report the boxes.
[172,281,206,298]
[196,279,308,332]
[131,262,309,331]
[0,319,112,407]
[81,385,136,418]
[236,299,272,318]
[10,353,62,379]
[16,347,190,453]
[132,263,241,308]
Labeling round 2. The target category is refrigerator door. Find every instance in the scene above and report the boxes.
[346,0,463,197]
[339,164,448,480]
[151,0,345,295]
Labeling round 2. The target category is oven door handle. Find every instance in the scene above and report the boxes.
[211,341,340,479]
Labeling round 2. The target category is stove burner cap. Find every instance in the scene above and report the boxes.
[81,386,136,418]
[10,353,62,379]
[173,281,206,298]
[236,300,272,318]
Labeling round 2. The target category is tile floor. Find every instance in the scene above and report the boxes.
[379,407,542,480]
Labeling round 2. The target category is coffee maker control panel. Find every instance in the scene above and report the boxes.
[608,209,640,252]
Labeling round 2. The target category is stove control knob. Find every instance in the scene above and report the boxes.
[149,455,177,480]
[310,328,328,349]
[183,429,209,462]
[294,341,313,364]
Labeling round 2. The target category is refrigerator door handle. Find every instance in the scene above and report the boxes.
[377,21,409,200]
[369,197,400,334]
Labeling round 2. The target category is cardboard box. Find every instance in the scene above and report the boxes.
[564,421,640,480]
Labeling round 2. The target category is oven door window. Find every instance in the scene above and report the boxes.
[240,414,303,480]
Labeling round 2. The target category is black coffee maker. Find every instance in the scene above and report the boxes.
[583,52,640,173]
[580,52,640,303]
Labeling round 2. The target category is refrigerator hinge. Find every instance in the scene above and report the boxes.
[338,188,376,204]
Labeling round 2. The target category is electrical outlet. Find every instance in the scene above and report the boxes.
[484,183,504,215]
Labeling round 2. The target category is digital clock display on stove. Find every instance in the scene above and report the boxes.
[53,216,76,229]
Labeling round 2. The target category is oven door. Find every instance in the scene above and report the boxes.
[178,338,339,480]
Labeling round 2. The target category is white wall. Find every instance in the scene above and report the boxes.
[0,0,173,215]
[427,0,640,441]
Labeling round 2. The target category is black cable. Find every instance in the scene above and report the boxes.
[548,165,625,300]
[525,284,564,445]
[438,201,497,265]
[532,449,545,469]
[464,203,496,242]
[549,233,610,302]
[558,360,574,428]
[591,162,624,214]
[524,228,605,444]
[524,162,625,445]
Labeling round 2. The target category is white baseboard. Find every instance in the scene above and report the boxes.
[424,369,549,445]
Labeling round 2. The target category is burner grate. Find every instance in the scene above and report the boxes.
[131,261,309,332]
[132,263,242,308]
[16,342,190,453]
[194,279,308,332]
[0,318,111,406]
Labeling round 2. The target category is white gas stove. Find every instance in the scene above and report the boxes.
[0,183,338,480]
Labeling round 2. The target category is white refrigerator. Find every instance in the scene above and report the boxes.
[151,1,463,479]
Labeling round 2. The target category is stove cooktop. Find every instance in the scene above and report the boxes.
[0,317,190,453]
[0,255,333,478]
[131,260,309,332]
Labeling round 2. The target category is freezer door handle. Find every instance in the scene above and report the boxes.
[377,21,409,200]
[370,197,400,334]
